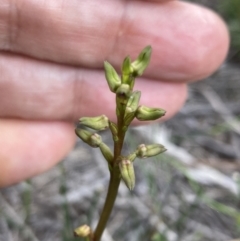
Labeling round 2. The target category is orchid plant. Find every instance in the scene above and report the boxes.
[74,46,166,241]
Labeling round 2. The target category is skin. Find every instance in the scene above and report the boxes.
[0,0,229,187]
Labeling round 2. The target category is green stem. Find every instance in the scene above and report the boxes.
[93,103,126,241]
[93,169,121,241]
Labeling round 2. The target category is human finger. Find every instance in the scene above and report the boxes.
[0,53,187,121]
[0,119,75,187]
[0,0,229,82]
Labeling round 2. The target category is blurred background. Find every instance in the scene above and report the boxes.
[1,1,240,241]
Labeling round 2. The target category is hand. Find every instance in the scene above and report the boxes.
[0,0,229,187]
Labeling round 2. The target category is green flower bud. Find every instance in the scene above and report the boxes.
[136,144,166,158]
[75,128,92,143]
[135,105,166,121]
[75,128,102,148]
[146,144,166,157]
[79,115,109,131]
[124,91,141,126]
[131,46,152,77]
[104,61,121,93]
[116,84,131,105]
[119,159,135,191]
[90,133,102,147]
[74,225,91,237]
[116,84,131,98]
[99,142,114,163]
[136,144,147,158]
[108,121,118,142]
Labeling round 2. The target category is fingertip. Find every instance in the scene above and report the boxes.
[159,2,230,81]
[111,1,230,82]
[179,3,230,81]
[0,120,76,187]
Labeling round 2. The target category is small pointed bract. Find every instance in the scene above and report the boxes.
[108,121,118,142]
[131,46,152,77]
[124,91,141,126]
[122,56,135,88]
[122,56,132,76]
[126,91,141,111]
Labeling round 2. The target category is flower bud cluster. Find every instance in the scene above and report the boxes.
[76,46,167,193]
[74,46,169,239]
[104,46,152,95]
[76,115,114,163]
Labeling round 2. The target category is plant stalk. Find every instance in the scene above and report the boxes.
[93,104,126,241]
[93,169,121,241]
